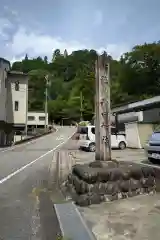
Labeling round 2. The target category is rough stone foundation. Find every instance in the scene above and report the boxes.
[65,161,156,206]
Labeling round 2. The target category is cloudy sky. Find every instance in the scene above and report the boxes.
[0,0,160,61]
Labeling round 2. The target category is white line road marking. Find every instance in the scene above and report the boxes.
[0,133,74,185]
[56,135,64,141]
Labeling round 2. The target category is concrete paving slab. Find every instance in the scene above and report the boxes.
[55,202,96,240]
[79,194,160,240]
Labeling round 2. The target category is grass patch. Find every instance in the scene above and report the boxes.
[57,235,72,240]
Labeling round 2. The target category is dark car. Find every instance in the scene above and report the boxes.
[147,131,160,163]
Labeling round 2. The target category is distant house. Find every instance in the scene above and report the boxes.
[7,71,28,132]
[0,58,29,146]
[112,96,160,148]
[92,96,160,148]
[27,112,48,129]
[0,58,11,146]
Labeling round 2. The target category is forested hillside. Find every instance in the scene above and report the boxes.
[11,42,160,123]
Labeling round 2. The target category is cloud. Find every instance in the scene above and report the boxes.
[93,10,103,26]
[97,44,130,60]
[4,5,18,17]
[0,22,130,62]
[8,27,87,58]
[0,18,12,39]
[3,5,20,23]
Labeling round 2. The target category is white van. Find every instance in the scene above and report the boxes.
[79,125,127,152]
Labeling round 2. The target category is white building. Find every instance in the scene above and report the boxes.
[0,58,10,123]
[0,58,12,145]
[112,96,160,148]
[0,57,50,146]
[27,112,48,128]
[7,71,28,129]
[8,72,49,131]
[0,58,29,146]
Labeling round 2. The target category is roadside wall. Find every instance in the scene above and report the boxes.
[125,122,142,148]
[125,122,153,149]
[138,123,153,148]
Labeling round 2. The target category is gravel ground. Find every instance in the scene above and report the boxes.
[62,139,147,165]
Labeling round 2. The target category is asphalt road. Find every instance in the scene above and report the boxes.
[0,126,75,240]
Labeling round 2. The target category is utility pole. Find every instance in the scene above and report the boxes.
[107,60,112,155]
[95,59,101,160]
[45,75,49,132]
[95,53,111,161]
[25,76,29,137]
[80,91,83,121]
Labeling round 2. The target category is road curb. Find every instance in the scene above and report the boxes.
[0,128,57,153]
[48,128,77,184]
[14,129,56,146]
[54,202,96,240]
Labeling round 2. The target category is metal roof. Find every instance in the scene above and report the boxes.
[8,71,28,76]
[112,96,160,114]
[0,57,10,65]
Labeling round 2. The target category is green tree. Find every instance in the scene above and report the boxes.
[28,69,49,111]
[52,49,61,62]
[44,56,48,64]
[118,42,160,99]
[11,42,160,123]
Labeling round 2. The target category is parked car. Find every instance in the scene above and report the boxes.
[146,131,160,163]
[79,125,127,152]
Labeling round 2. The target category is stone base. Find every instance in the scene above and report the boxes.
[65,161,156,206]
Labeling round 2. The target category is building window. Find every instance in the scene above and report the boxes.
[91,127,95,134]
[5,77,7,88]
[39,116,45,121]
[111,128,117,135]
[14,101,19,111]
[28,116,35,121]
[15,81,19,91]
[4,70,7,88]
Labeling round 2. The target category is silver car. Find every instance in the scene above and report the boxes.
[147,131,160,163]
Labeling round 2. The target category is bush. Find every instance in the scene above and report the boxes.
[78,121,91,126]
